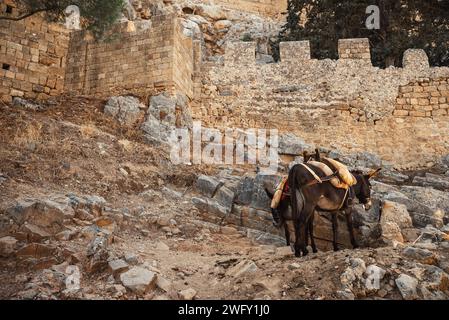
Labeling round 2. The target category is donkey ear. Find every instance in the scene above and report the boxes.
[367,168,382,179]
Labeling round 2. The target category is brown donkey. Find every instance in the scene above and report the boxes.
[288,163,380,257]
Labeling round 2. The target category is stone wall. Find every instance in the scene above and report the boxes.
[193,40,449,168]
[65,15,195,98]
[0,13,70,102]
[1,13,197,101]
[214,0,287,17]
[393,78,449,118]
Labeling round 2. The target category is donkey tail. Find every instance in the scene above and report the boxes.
[288,166,305,221]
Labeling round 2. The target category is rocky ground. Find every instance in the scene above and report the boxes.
[0,94,448,300]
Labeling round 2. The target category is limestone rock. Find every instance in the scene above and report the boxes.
[0,236,18,257]
[402,247,437,265]
[5,199,69,235]
[191,197,228,217]
[381,222,404,243]
[213,186,234,214]
[235,175,255,205]
[395,274,419,300]
[16,243,56,258]
[104,96,144,125]
[380,200,412,243]
[156,276,172,292]
[120,267,157,294]
[108,259,130,278]
[364,265,386,291]
[20,223,51,242]
[227,260,258,277]
[214,20,232,31]
[179,288,197,300]
[381,201,413,229]
[196,175,223,197]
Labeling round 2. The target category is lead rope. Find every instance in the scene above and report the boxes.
[338,187,350,210]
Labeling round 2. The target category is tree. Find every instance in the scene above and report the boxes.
[276,0,449,67]
[0,0,125,38]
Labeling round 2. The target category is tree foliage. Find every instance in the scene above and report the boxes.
[1,0,125,38]
[277,0,449,67]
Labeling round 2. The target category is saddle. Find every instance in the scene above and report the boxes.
[270,158,356,209]
[307,158,357,190]
[270,176,289,209]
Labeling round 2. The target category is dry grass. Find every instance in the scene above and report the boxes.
[118,139,134,152]
[79,123,97,139]
[13,122,43,147]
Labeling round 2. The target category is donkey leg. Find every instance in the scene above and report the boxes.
[309,212,318,253]
[331,212,339,251]
[284,224,290,246]
[345,208,359,249]
[294,204,315,257]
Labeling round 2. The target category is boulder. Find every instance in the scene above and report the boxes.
[0,236,18,257]
[364,265,386,291]
[413,173,449,191]
[191,197,228,217]
[213,186,234,214]
[5,199,69,235]
[402,247,437,265]
[20,223,51,242]
[380,201,412,243]
[196,4,226,20]
[381,201,413,229]
[104,96,145,125]
[395,274,419,300]
[13,97,42,111]
[418,265,449,299]
[250,174,279,211]
[235,175,255,205]
[86,234,110,273]
[124,253,139,265]
[141,92,192,146]
[120,267,157,294]
[108,259,130,278]
[226,260,258,278]
[214,19,232,31]
[246,228,285,247]
[66,194,106,217]
[399,186,449,225]
[196,175,223,197]
[381,222,404,243]
[16,243,56,258]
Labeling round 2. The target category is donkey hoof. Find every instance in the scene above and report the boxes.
[312,249,318,253]
[333,247,339,252]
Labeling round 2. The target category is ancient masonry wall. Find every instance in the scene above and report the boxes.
[0,13,70,102]
[215,0,288,17]
[1,14,197,101]
[64,15,195,98]
[193,39,449,168]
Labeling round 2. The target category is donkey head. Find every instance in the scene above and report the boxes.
[352,168,381,210]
